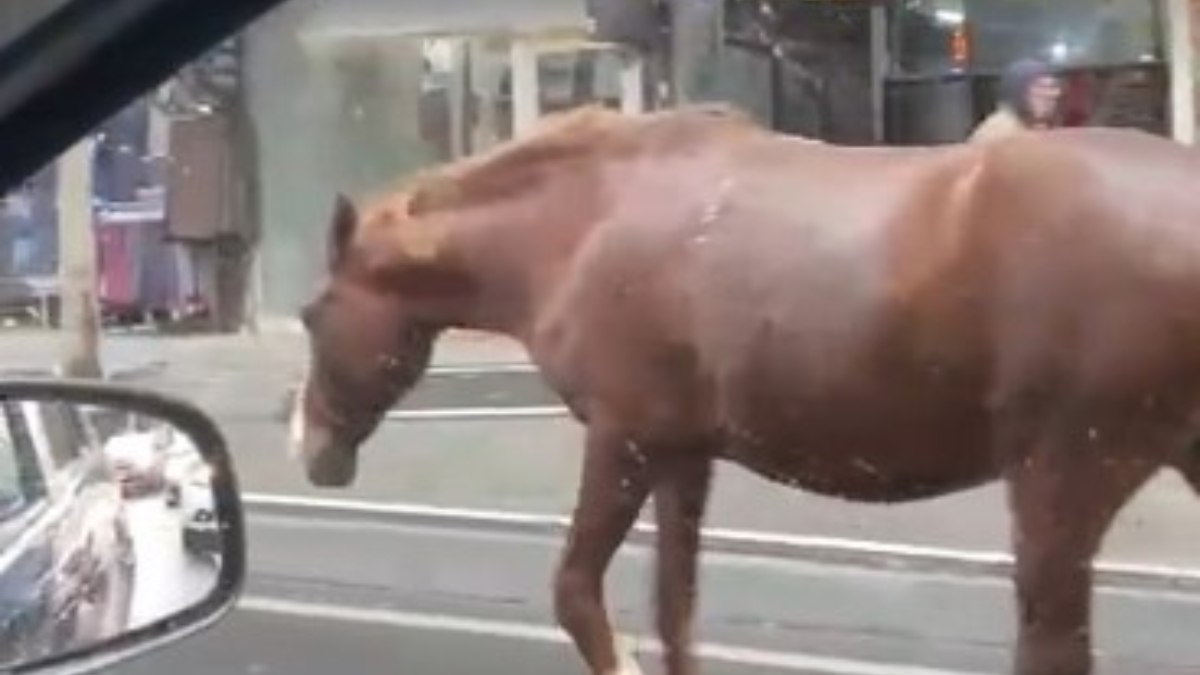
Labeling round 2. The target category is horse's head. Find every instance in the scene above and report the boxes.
[290,191,454,486]
[289,109,649,484]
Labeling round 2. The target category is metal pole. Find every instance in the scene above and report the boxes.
[1166,0,1196,144]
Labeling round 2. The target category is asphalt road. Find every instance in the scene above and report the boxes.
[73,367,1200,674]
[391,366,558,410]
[214,410,1200,569]
[97,502,1200,675]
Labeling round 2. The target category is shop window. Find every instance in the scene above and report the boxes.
[964,0,1163,70]
[886,0,1169,144]
[892,0,1165,76]
[722,0,876,144]
[417,35,631,161]
[537,49,625,115]
[1087,64,1169,133]
[890,0,968,77]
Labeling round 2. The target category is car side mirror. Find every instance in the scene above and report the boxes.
[0,379,243,675]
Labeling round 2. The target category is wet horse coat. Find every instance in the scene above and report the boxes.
[291,105,1200,675]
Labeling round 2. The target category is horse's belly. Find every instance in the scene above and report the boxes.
[718,394,996,503]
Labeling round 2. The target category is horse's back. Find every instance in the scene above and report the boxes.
[700,127,1200,385]
[535,124,1200,500]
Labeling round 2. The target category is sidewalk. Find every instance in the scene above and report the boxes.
[0,326,529,373]
[0,326,531,425]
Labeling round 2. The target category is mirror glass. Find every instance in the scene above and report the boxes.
[0,398,226,668]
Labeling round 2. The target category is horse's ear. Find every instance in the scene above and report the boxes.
[328,193,357,268]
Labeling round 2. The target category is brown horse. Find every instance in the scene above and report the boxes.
[289,104,1200,675]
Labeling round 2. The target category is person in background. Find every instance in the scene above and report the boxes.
[970,58,1062,142]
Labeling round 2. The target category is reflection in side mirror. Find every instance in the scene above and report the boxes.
[0,383,242,673]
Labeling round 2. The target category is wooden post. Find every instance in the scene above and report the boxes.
[56,136,102,379]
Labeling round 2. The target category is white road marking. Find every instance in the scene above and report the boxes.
[385,405,569,421]
[240,493,1200,589]
[426,363,538,376]
[238,596,990,675]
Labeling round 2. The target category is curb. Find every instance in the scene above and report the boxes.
[242,493,1200,595]
[0,360,167,382]
[105,360,538,388]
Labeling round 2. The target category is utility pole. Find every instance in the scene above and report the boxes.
[56,136,102,379]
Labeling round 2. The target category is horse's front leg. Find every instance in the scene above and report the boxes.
[1006,435,1156,675]
[555,420,653,675]
[653,453,713,675]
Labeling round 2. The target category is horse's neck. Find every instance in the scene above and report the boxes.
[449,184,600,341]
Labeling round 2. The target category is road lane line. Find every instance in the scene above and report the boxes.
[385,405,569,421]
[240,493,1200,590]
[238,494,1200,583]
[237,595,989,675]
[426,363,538,375]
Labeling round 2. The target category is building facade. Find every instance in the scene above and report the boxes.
[674,0,1190,145]
[239,0,1198,324]
[244,0,635,320]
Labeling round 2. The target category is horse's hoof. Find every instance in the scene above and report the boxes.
[603,636,645,675]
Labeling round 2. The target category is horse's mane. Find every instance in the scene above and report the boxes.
[388,103,759,215]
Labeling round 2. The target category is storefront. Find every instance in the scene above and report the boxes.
[0,98,205,329]
[676,0,1189,146]
[239,0,1194,324]
[246,0,652,318]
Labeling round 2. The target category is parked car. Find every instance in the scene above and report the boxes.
[161,430,218,557]
[0,399,135,667]
[102,427,168,499]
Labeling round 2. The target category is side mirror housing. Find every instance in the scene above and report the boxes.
[0,379,244,675]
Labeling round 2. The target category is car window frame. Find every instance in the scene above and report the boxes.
[0,0,289,193]
[29,401,84,470]
[0,403,30,519]
[0,402,50,546]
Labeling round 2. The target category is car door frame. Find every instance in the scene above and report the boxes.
[0,0,291,193]
[0,0,266,667]
[0,400,56,668]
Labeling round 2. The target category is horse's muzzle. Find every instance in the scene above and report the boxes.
[289,378,360,487]
[304,436,359,487]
